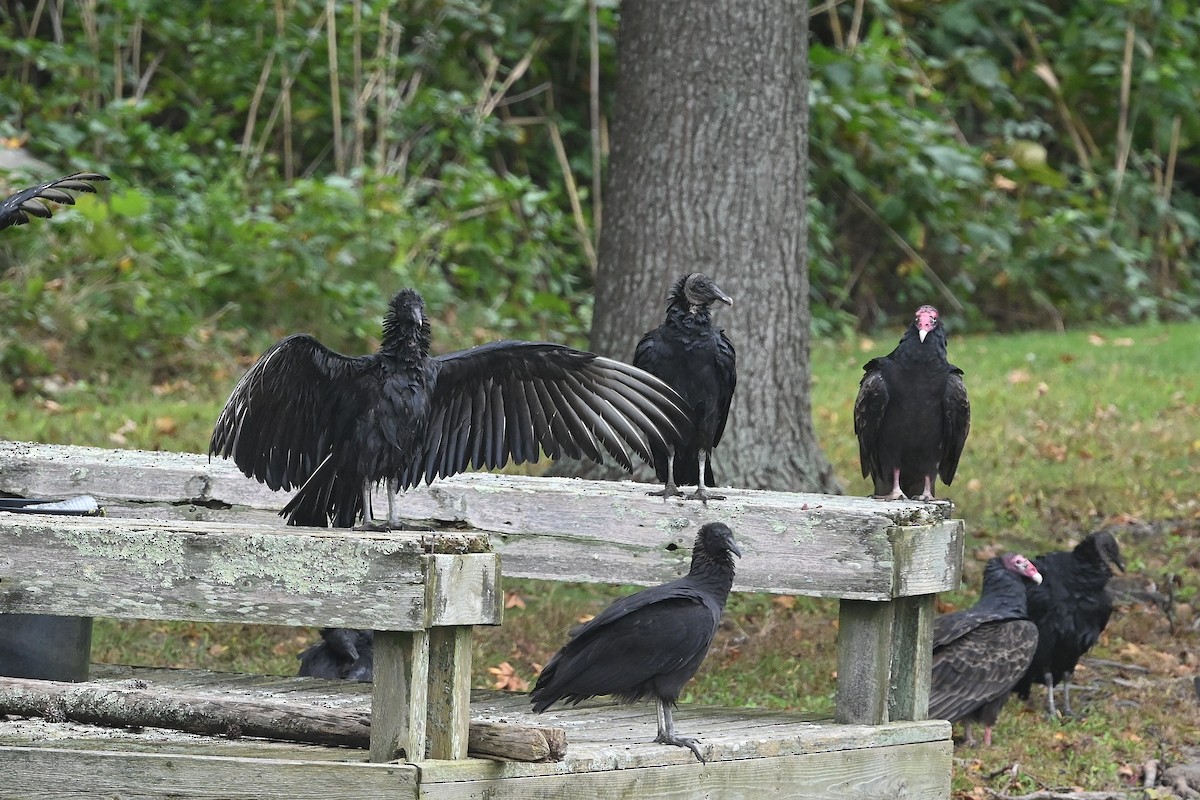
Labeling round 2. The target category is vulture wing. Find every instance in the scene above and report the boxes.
[0,172,110,230]
[940,366,971,484]
[209,334,372,492]
[928,619,1037,722]
[853,361,889,480]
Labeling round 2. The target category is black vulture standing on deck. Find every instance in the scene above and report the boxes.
[929,553,1042,746]
[298,628,373,682]
[1013,531,1124,718]
[854,304,970,500]
[0,172,110,231]
[633,273,736,503]
[210,288,694,528]
[530,522,741,763]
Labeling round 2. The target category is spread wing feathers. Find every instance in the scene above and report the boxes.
[401,342,692,489]
[531,595,715,710]
[928,619,1038,722]
[209,334,372,491]
[853,364,888,479]
[1,172,110,230]
[940,367,971,483]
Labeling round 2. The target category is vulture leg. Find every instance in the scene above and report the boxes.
[354,487,389,532]
[687,451,725,504]
[875,468,908,501]
[982,725,994,747]
[1043,672,1058,718]
[961,721,977,747]
[1061,672,1075,717]
[654,697,705,763]
[915,475,936,501]
[647,453,683,499]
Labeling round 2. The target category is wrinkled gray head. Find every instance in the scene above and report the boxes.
[696,521,742,559]
[1081,530,1125,573]
[676,273,733,313]
[381,288,431,352]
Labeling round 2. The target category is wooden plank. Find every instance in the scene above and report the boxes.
[888,594,934,722]
[417,740,952,800]
[834,599,893,725]
[426,554,502,627]
[0,515,497,630]
[0,745,420,800]
[426,626,474,760]
[370,630,429,763]
[0,442,963,601]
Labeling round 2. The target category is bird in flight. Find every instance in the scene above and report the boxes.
[854,304,970,500]
[1,172,109,231]
[211,288,694,528]
[633,273,736,503]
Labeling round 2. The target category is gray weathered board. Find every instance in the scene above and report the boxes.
[0,441,964,601]
[0,665,953,800]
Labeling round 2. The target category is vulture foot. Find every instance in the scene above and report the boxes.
[648,483,684,500]
[872,490,908,501]
[687,487,724,503]
[353,521,392,532]
[655,732,707,763]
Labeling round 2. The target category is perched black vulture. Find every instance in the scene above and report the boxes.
[1013,531,1124,717]
[298,628,374,682]
[0,172,110,231]
[854,305,970,500]
[929,553,1043,746]
[633,273,736,503]
[531,521,741,763]
[211,288,694,528]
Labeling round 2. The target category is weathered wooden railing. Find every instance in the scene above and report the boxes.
[0,440,963,728]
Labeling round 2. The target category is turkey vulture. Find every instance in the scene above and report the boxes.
[298,628,373,682]
[531,522,741,763]
[633,273,736,502]
[1013,531,1124,717]
[210,288,694,528]
[928,552,1043,746]
[854,305,970,500]
[0,172,110,231]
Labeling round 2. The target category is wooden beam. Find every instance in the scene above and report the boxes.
[426,626,474,759]
[370,630,429,762]
[834,599,894,725]
[0,442,964,601]
[0,515,498,630]
[887,594,934,722]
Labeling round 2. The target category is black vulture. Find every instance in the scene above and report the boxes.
[633,273,736,503]
[854,304,970,500]
[929,552,1043,746]
[530,521,741,763]
[1013,531,1124,717]
[297,628,373,682]
[0,172,110,231]
[210,288,694,528]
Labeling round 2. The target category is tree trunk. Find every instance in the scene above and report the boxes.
[561,0,839,493]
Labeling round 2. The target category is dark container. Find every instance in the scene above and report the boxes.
[0,495,101,682]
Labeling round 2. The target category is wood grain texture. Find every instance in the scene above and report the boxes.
[0,514,498,630]
[888,594,935,722]
[0,442,964,600]
[835,599,894,725]
[426,626,473,759]
[370,630,428,763]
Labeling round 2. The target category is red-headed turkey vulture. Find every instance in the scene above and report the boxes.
[854,304,970,500]
[929,552,1042,746]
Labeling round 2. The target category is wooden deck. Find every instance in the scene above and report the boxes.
[0,665,952,799]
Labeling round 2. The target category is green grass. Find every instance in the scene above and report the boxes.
[4,321,1199,796]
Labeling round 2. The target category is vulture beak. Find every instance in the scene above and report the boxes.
[918,329,928,342]
[729,540,743,558]
[714,285,733,307]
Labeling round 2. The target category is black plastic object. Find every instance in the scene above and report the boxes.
[0,494,102,682]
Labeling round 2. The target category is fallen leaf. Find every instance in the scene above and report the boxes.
[1088,333,1106,346]
[773,595,797,610]
[1007,369,1031,385]
[487,661,529,692]
[504,590,526,610]
[154,416,178,435]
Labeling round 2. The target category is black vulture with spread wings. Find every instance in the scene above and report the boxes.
[210,288,694,528]
[854,304,970,500]
[531,522,741,763]
[633,273,736,503]
[0,172,109,231]
[929,553,1042,746]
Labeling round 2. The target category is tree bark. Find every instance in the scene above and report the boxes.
[560,0,839,493]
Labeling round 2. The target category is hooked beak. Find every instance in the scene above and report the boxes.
[714,285,734,307]
[729,540,743,558]
[918,329,928,342]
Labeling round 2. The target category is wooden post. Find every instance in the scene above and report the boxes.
[835,599,893,725]
[887,594,934,722]
[369,630,429,762]
[426,626,473,759]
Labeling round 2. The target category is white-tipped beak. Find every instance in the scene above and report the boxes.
[1030,572,1043,585]
[918,329,928,342]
